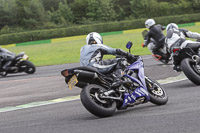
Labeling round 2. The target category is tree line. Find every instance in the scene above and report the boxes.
[0,0,200,33]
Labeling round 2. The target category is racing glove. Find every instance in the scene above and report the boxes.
[142,43,146,47]
[116,48,129,57]
[116,48,137,63]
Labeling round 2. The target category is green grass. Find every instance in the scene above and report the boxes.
[6,25,200,66]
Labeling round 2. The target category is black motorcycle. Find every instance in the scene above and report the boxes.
[61,42,168,117]
[172,46,200,85]
[142,30,171,64]
[0,48,36,77]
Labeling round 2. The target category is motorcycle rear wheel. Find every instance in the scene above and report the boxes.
[18,60,36,74]
[146,77,168,105]
[181,58,200,85]
[80,84,116,118]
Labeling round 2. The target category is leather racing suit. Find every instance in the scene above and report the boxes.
[0,48,16,71]
[165,28,200,69]
[80,43,136,84]
[144,24,166,58]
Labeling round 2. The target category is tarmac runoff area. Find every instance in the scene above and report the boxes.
[0,73,187,113]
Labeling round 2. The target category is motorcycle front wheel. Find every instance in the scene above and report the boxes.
[80,84,116,118]
[145,77,168,105]
[0,71,7,77]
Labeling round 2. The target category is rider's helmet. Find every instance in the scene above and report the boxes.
[166,23,179,31]
[145,19,156,29]
[86,32,103,45]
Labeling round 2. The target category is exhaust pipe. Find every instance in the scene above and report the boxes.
[192,55,200,64]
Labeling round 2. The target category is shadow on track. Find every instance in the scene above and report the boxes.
[76,104,161,120]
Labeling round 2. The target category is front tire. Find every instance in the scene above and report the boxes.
[0,71,7,77]
[80,84,116,118]
[146,77,168,105]
[181,58,200,85]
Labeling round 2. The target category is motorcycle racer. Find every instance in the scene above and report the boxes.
[143,19,169,61]
[165,23,200,71]
[80,32,137,87]
[0,47,18,71]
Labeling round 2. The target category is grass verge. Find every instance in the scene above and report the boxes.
[6,25,200,66]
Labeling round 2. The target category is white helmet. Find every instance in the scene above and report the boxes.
[166,23,179,31]
[86,32,103,45]
[145,19,155,29]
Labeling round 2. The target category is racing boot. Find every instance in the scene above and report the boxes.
[2,61,18,72]
[9,67,18,72]
[165,53,171,61]
[111,69,123,89]
[173,65,182,72]
[111,79,122,88]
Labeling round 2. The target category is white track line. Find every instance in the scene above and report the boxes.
[0,75,60,84]
[0,73,187,113]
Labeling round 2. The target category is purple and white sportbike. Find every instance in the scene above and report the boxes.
[61,42,168,117]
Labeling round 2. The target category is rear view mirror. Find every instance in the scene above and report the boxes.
[126,41,133,53]
[126,41,133,49]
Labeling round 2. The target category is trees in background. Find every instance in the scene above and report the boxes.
[0,0,46,29]
[47,0,74,25]
[21,0,47,28]
[0,0,17,28]
[0,0,200,32]
[86,0,116,22]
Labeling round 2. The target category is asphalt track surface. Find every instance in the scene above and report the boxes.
[0,55,199,133]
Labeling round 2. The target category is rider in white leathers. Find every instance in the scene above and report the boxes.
[165,23,200,71]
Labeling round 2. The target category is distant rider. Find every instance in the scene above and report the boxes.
[165,23,200,71]
[143,19,169,61]
[0,47,18,71]
[80,32,137,87]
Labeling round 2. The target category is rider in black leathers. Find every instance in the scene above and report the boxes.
[143,19,169,61]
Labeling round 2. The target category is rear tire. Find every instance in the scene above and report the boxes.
[80,84,116,118]
[181,58,200,85]
[19,60,36,74]
[146,77,168,105]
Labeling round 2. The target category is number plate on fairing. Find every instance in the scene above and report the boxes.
[22,54,29,60]
[68,75,78,90]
